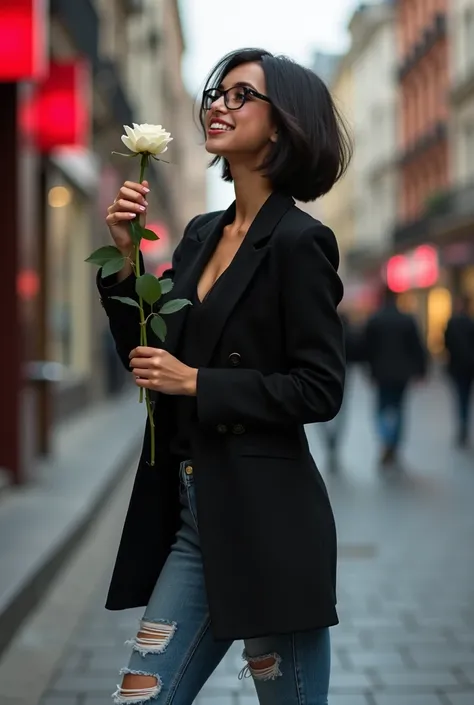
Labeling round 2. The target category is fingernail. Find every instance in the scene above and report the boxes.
[143,200,149,207]
[128,213,136,217]
[139,205,146,211]
[143,187,150,193]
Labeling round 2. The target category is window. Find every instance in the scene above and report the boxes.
[47,171,92,378]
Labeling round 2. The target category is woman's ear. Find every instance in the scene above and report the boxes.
[270,129,278,144]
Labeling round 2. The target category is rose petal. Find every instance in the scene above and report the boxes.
[149,137,173,154]
[124,125,137,140]
[120,124,172,154]
[135,125,147,139]
[121,135,137,152]
[134,135,152,152]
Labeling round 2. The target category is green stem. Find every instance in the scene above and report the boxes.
[136,152,149,405]
[136,241,145,405]
[135,153,155,464]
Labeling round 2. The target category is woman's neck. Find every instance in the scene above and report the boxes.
[230,163,273,232]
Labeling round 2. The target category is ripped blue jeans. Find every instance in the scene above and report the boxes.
[114,460,331,705]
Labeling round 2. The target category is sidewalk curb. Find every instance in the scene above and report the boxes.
[0,390,144,658]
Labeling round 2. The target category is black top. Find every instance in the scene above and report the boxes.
[169,271,228,459]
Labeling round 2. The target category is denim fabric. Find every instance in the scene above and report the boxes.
[376,383,407,448]
[114,460,331,705]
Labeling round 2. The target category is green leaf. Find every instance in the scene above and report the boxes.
[85,245,122,266]
[129,218,142,245]
[135,273,162,305]
[101,256,126,278]
[110,296,141,308]
[141,228,159,241]
[159,278,173,294]
[160,298,192,315]
[150,314,167,342]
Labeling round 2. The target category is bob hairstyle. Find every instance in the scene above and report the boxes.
[199,48,353,203]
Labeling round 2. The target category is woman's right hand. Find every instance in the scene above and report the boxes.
[105,180,150,256]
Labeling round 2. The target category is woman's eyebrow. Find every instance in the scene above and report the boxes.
[218,81,258,91]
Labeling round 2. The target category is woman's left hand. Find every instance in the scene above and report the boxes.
[129,346,197,396]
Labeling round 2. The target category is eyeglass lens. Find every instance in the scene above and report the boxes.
[204,87,247,110]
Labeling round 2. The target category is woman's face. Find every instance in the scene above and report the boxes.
[204,62,277,162]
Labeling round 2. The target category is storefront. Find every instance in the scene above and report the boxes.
[46,155,96,387]
[384,243,453,356]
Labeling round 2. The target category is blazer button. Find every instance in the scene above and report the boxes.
[228,352,241,367]
[232,423,246,435]
[216,424,228,434]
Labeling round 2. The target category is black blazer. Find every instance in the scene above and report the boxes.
[98,191,345,640]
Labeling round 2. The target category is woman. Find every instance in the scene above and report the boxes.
[98,47,351,705]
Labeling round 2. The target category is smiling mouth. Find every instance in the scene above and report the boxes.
[208,121,234,132]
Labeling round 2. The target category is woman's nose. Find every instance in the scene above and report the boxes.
[212,94,227,112]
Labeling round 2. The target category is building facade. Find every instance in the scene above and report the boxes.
[451,0,474,188]
[397,0,450,224]
[443,0,474,312]
[350,2,398,262]
[316,2,398,318]
[318,54,356,282]
[391,0,474,353]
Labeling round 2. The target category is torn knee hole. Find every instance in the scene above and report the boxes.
[126,619,177,656]
[113,671,161,704]
[239,650,282,681]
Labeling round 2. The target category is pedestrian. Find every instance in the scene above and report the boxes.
[444,295,474,447]
[98,47,351,705]
[323,310,362,470]
[362,286,427,468]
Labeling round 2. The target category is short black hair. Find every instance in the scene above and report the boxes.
[199,48,353,202]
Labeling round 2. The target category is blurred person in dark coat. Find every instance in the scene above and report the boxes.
[444,296,474,447]
[363,286,427,467]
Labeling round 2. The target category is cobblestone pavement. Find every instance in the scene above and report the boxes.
[36,372,474,705]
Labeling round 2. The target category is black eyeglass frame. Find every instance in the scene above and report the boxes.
[202,85,272,111]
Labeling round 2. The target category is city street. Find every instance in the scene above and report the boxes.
[3,371,474,705]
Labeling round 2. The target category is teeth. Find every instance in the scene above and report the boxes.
[210,122,232,131]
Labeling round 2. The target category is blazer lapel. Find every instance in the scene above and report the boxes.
[162,191,295,366]
[194,192,295,368]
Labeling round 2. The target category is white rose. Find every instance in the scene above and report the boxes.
[121,123,173,155]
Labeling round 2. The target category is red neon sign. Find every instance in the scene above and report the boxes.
[0,0,47,80]
[20,60,91,152]
[386,245,439,293]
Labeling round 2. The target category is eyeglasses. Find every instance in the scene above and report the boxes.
[202,85,271,111]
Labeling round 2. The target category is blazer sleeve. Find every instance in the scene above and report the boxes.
[97,216,198,369]
[196,223,345,426]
